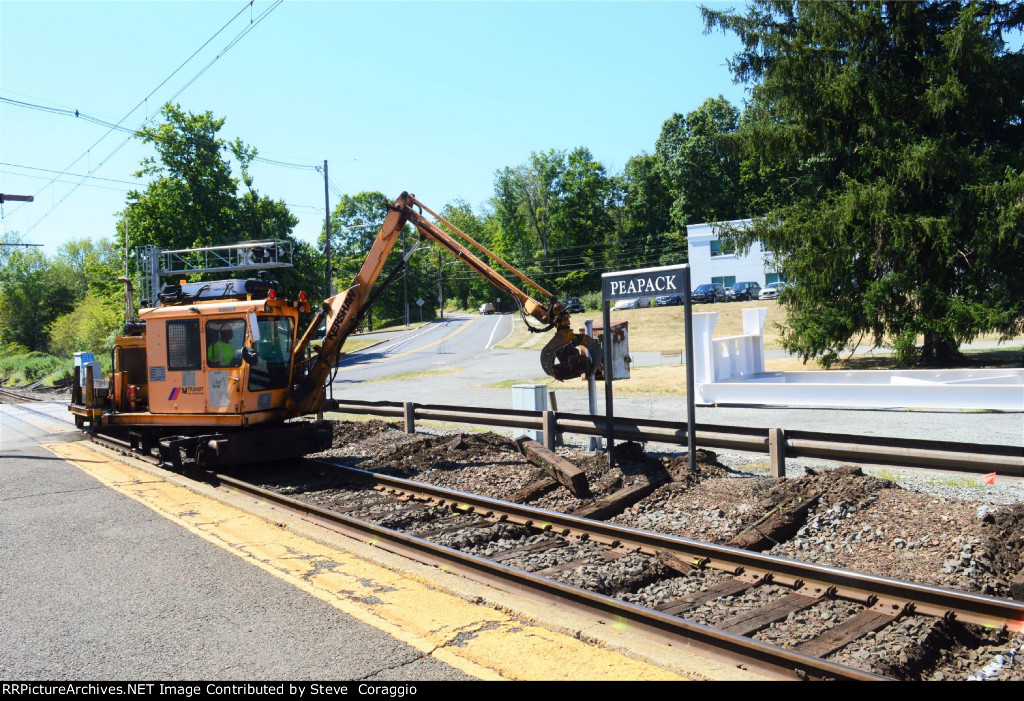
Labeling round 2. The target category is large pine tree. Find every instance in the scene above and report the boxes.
[704,1,1024,366]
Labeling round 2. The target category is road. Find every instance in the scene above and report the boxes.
[332,312,511,386]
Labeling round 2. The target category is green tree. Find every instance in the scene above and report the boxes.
[551,147,614,294]
[121,104,308,299]
[655,96,744,227]
[321,191,389,292]
[704,1,1024,366]
[490,148,616,296]
[47,296,120,358]
[0,248,77,352]
[438,200,495,310]
[56,237,124,302]
[617,153,681,269]
[127,104,242,251]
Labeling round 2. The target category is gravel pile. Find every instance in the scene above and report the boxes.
[829,617,1024,681]
[549,551,667,596]
[753,598,864,648]
[258,419,1024,681]
[767,491,1024,596]
[683,584,794,628]
[610,477,772,542]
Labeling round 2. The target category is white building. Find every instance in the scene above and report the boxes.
[686,219,784,288]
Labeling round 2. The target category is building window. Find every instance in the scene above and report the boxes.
[709,239,735,257]
[766,272,787,284]
[167,320,201,371]
[712,275,736,287]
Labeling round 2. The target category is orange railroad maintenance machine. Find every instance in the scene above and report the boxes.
[70,192,601,470]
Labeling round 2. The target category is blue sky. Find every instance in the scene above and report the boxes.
[1,1,748,253]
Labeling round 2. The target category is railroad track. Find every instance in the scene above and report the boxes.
[0,386,78,433]
[85,430,1024,681]
[0,386,43,403]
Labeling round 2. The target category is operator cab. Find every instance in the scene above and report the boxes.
[72,271,311,429]
[141,296,302,420]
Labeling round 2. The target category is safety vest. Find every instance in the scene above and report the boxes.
[208,340,235,366]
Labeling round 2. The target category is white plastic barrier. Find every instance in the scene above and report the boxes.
[689,308,1023,410]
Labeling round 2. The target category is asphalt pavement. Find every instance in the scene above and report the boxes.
[334,314,511,386]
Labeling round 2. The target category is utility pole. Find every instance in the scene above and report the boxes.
[323,160,331,298]
[437,247,444,320]
[124,208,130,277]
[402,226,409,326]
[320,160,331,423]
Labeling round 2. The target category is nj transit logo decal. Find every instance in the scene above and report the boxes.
[168,386,204,400]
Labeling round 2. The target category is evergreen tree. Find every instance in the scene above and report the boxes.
[704,1,1024,366]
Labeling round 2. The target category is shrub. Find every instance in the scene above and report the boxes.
[47,296,120,358]
[580,291,603,311]
[0,352,71,385]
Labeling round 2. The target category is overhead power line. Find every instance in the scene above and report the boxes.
[0,161,139,187]
[4,0,283,233]
[254,155,319,171]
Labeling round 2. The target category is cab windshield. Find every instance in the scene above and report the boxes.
[248,316,294,392]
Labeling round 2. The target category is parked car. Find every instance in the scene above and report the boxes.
[759,282,787,300]
[690,283,728,304]
[728,281,761,302]
[562,297,585,313]
[612,297,652,310]
[479,302,496,314]
[655,295,683,306]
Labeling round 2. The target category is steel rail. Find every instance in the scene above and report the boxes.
[213,467,887,681]
[0,387,45,403]
[0,390,78,430]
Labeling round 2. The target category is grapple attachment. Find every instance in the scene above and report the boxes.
[540,328,602,381]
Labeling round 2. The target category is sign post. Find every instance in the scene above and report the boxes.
[416,297,424,323]
[601,264,696,466]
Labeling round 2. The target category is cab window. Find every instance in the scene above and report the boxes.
[248,316,294,391]
[167,320,201,371]
[206,319,245,368]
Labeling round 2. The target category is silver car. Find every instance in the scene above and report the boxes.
[759,282,787,300]
[612,297,652,310]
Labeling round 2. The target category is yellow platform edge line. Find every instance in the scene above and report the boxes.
[45,440,695,681]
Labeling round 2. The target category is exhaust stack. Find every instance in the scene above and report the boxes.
[117,277,135,323]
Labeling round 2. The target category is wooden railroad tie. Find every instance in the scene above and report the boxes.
[572,481,661,521]
[726,492,822,552]
[515,436,589,497]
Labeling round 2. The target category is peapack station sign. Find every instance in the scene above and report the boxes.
[602,264,687,300]
[598,263,696,466]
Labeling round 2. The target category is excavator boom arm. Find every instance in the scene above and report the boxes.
[286,192,600,417]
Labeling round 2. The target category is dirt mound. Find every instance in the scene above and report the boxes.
[330,419,401,446]
[972,503,1024,597]
[659,448,732,482]
[573,443,728,492]
[376,432,522,476]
